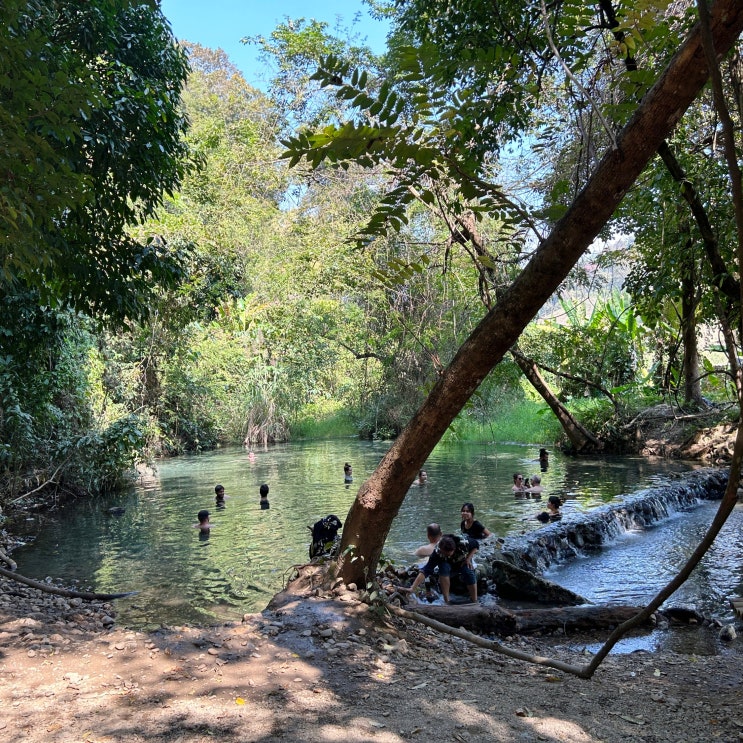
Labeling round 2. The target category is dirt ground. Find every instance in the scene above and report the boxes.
[1,570,742,743]
[2,414,742,743]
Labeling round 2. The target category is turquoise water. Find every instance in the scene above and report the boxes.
[11,440,702,628]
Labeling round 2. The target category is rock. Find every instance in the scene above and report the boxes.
[489,559,587,605]
[719,625,737,642]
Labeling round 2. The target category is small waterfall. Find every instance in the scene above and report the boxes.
[494,468,729,575]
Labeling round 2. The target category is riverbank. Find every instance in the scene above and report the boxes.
[1,568,742,743]
[1,418,741,741]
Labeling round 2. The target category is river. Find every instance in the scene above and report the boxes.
[10,440,740,635]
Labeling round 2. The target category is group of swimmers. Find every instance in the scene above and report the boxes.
[404,459,565,603]
[512,472,544,494]
[193,482,271,533]
[513,471,564,521]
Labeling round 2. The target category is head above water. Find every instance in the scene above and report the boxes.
[197,509,210,524]
[547,495,561,509]
[530,475,541,485]
[215,484,225,498]
[426,523,442,540]
[460,502,475,516]
[259,483,269,497]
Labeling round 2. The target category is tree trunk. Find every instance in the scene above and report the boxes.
[407,602,650,635]
[680,230,704,406]
[510,350,602,452]
[338,0,743,587]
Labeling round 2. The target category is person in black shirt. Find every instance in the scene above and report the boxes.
[460,502,491,542]
[404,534,479,603]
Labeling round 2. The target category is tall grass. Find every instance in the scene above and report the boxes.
[295,396,563,444]
[442,398,563,445]
[292,401,357,439]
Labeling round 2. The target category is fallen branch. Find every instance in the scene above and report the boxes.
[387,603,591,678]
[9,456,73,505]
[405,601,649,636]
[0,565,137,601]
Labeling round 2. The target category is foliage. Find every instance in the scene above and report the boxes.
[0,289,144,503]
[522,292,647,403]
[243,16,383,131]
[441,397,562,446]
[0,0,200,503]
[281,1,690,249]
[291,402,357,439]
[0,0,197,322]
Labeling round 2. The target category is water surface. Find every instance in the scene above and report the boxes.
[13,440,728,630]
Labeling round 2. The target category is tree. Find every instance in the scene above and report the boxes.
[283,0,743,586]
[0,0,195,322]
[0,0,198,501]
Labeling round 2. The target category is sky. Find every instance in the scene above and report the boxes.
[159,0,389,89]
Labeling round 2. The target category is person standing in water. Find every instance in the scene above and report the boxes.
[259,483,270,509]
[194,510,212,531]
[414,523,443,558]
[344,463,353,483]
[459,503,491,542]
[527,475,544,494]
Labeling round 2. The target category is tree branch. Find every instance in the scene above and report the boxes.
[0,565,137,601]
[387,603,590,678]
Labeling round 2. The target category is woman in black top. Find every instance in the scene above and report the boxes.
[460,502,491,541]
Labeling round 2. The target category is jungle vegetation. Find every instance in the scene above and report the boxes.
[2,0,743,556]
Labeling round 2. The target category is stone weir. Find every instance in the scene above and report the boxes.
[492,467,729,576]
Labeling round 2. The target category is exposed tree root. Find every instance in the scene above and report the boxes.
[0,565,137,601]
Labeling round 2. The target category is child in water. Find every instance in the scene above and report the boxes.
[194,509,211,531]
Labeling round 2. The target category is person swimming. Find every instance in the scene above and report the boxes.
[194,509,212,531]
[536,495,563,523]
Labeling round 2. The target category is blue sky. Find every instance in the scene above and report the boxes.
[160,0,389,89]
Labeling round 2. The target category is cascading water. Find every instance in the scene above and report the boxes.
[494,468,729,575]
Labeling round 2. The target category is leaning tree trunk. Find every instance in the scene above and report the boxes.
[337,0,743,587]
[680,230,704,407]
[510,350,602,452]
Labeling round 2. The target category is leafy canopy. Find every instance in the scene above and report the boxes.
[0,0,197,321]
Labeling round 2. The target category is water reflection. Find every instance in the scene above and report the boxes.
[10,440,708,629]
